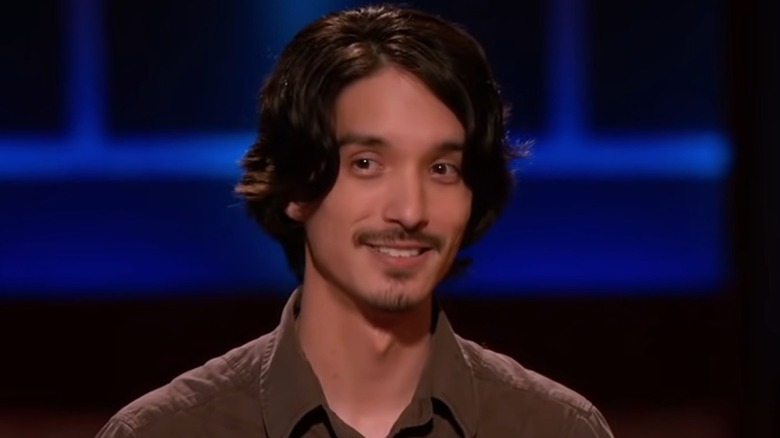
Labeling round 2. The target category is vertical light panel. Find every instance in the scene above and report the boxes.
[547,0,586,147]
[66,0,105,155]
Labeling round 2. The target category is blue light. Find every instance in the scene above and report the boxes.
[0,0,731,297]
[547,0,587,139]
[0,131,730,179]
[66,0,105,152]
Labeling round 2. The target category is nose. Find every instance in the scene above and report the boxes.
[382,171,429,232]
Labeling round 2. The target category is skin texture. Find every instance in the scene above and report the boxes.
[287,65,473,438]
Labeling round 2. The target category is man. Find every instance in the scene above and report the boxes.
[98,5,613,437]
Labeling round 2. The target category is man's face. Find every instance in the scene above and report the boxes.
[288,66,472,313]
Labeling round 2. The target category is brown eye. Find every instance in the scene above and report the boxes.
[432,163,459,175]
[354,158,372,169]
[350,157,382,176]
[430,162,462,183]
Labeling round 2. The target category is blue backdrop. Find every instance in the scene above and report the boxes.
[0,0,729,297]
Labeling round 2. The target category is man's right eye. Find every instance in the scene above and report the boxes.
[353,158,374,170]
[350,157,383,176]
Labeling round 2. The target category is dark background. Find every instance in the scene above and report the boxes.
[0,0,777,436]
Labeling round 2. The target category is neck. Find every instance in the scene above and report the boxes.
[296,278,433,437]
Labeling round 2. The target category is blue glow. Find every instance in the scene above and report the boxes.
[0,176,726,297]
[548,0,586,138]
[0,0,731,181]
[0,131,730,179]
[0,156,727,297]
[0,0,731,297]
[66,0,105,150]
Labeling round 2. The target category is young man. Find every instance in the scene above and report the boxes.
[99,5,613,438]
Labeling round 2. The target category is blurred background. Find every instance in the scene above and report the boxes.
[0,0,776,436]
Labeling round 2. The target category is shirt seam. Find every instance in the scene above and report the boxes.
[564,405,605,438]
[472,372,595,416]
[107,415,138,436]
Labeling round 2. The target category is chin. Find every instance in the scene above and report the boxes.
[359,283,431,314]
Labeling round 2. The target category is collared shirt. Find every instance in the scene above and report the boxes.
[97,291,613,437]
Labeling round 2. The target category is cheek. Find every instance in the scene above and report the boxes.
[305,179,375,236]
[433,189,472,237]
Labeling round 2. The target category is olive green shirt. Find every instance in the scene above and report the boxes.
[97,290,613,437]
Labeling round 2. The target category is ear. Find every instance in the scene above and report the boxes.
[285,201,309,222]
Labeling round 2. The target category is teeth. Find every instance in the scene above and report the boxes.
[374,247,423,258]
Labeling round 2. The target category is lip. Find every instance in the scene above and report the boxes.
[364,242,432,250]
[366,245,432,270]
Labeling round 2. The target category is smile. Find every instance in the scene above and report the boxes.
[371,246,426,258]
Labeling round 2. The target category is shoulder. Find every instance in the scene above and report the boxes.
[97,332,275,437]
[457,336,613,437]
[457,335,592,410]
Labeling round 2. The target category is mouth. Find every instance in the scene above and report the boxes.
[364,242,435,271]
[368,245,432,258]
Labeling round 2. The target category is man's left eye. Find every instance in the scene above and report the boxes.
[431,163,460,175]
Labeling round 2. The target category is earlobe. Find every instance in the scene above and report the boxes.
[285,201,306,222]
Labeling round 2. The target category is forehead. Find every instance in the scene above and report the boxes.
[333,66,465,151]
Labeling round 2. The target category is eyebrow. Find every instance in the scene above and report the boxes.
[337,133,464,154]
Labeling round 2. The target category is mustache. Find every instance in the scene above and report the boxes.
[354,228,443,252]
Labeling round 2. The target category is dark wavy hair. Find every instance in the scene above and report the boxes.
[236,5,521,281]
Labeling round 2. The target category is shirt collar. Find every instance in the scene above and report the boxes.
[259,289,479,438]
[259,289,326,438]
[426,301,479,437]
